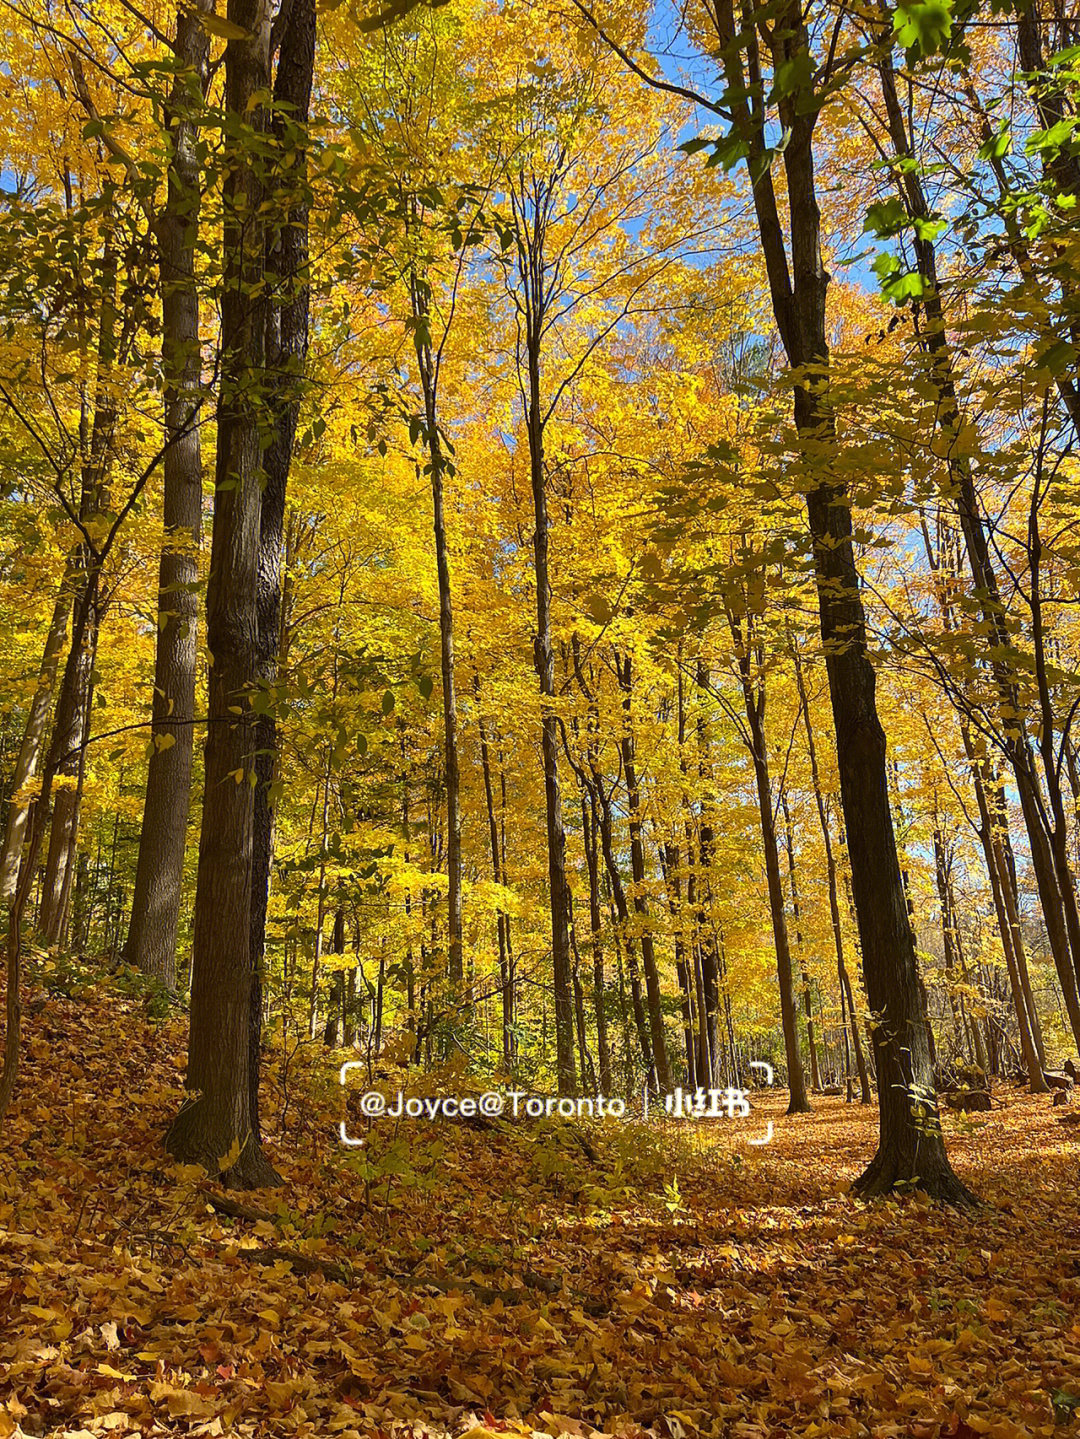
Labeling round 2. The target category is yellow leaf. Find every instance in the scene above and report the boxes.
[199,13,250,38]
[218,1134,243,1169]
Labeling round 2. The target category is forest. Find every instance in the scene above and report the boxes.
[0,0,1079,1433]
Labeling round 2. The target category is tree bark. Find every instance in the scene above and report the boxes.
[526,354,575,1094]
[580,733,653,1080]
[414,296,463,987]
[248,0,316,1144]
[703,0,969,1197]
[878,51,1080,1051]
[915,520,1049,1086]
[166,0,280,1188]
[781,792,822,1090]
[510,171,575,1095]
[582,789,611,1091]
[792,637,871,1102]
[735,647,810,1114]
[614,650,671,1091]
[476,681,514,1069]
[0,578,98,1128]
[37,599,99,947]
[38,232,119,948]
[125,0,210,989]
[0,568,75,903]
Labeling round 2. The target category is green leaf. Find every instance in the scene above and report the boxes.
[1037,338,1073,374]
[884,270,928,302]
[770,49,813,102]
[679,133,749,173]
[893,0,953,57]
[1026,118,1078,156]
[864,198,908,238]
[872,252,928,304]
[913,216,947,242]
[977,122,1011,162]
[381,689,395,715]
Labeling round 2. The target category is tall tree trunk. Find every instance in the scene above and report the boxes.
[791,636,871,1102]
[511,179,575,1095]
[987,770,1046,1066]
[1027,468,1080,1005]
[717,927,740,1086]
[588,754,653,1078]
[414,307,463,987]
[976,775,1047,1088]
[944,854,989,1075]
[917,520,1049,1087]
[166,0,280,1188]
[781,792,822,1091]
[703,0,969,1195]
[614,650,671,1091]
[0,568,75,903]
[675,664,712,1087]
[525,355,574,1093]
[933,825,980,1067]
[879,52,1080,1052]
[569,901,595,1090]
[0,578,98,1128]
[657,834,695,1083]
[309,762,332,1040]
[746,699,810,1113]
[498,764,515,1067]
[582,790,611,1091]
[38,232,119,948]
[476,677,513,1069]
[728,623,809,1114]
[694,661,721,1084]
[611,923,634,1097]
[125,0,210,989]
[324,906,346,1047]
[38,603,99,947]
[248,0,316,1145]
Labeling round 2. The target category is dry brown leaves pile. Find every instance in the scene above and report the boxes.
[1,985,1078,1439]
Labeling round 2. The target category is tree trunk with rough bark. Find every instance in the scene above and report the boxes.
[414,303,463,988]
[791,636,871,1102]
[248,0,316,1145]
[125,0,210,990]
[706,0,969,1198]
[38,233,119,948]
[614,650,671,1092]
[0,569,75,904]
[880,50,1080,1052]
[732,638,809,1114]
[166,0,280,1189]
[782,792,822,1091]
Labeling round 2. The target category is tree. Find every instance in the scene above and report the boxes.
[576,0,972,1198]
[166,0,281,1187]
[124,0,211,990]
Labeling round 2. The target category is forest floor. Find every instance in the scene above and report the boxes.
[1,974,1079,1439]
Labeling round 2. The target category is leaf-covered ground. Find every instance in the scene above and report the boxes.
[1,984,1079,1439]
